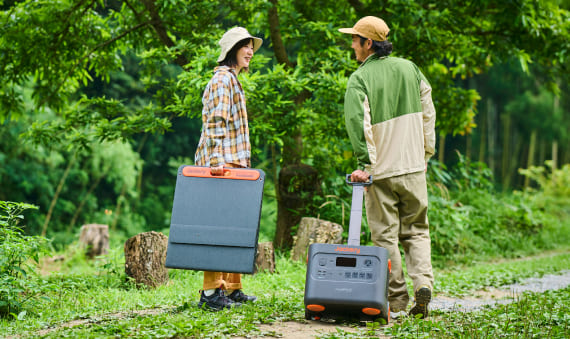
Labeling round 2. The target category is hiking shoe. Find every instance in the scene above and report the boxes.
[409,286,431,319]
[198,288,241,311]
[228,289,257,303]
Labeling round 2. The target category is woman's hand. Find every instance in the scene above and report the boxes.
[211,165,224,176]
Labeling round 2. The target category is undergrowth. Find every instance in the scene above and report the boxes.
[382,287,570,338]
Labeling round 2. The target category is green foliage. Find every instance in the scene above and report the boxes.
[519,161,570,210]
[1,0,570,259]
[385,287,570,338]
[425,153,564,266]
[428,151,495,193]
[0,201,49,319]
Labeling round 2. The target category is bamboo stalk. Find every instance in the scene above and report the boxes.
[42,153,76,237]
[524,130,537,188]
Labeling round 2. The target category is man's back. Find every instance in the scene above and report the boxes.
[348,55,423,126]
[344,55,432,179]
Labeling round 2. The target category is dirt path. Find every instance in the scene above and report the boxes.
[246,270,570,338]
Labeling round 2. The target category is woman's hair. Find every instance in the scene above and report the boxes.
[218,38,254,71]
[359,35,393,57]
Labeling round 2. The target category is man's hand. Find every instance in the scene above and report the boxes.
[211,165,224,176]
[350,169,370,182]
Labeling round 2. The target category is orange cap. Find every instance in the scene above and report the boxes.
[339,16,390,42]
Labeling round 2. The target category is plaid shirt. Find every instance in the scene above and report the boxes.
[194,66,251,168]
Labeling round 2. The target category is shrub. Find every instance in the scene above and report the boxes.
[0,201,49,319]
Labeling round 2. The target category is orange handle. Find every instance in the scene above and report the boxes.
[182,166,260,181]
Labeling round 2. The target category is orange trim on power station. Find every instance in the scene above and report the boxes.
[388,259,392,273]
[182,166,260,181]
[306,304,325,312]
[362,307,381,316]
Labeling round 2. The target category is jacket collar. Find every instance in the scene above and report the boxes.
[359,54,388,68]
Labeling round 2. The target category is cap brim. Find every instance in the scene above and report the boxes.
[338,28,357,34]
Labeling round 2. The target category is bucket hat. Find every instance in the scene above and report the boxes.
[338,16,390,42]
[217,27,263,62]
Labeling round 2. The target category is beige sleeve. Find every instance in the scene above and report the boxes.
[420,79,436,161]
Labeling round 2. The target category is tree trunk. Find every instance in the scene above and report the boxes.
[79,224,109,258]
[552,140,558,170]
[42,153,76,237]
[478,104,487,164]
[524,130,537,188]
[552,93,560,170]
[486,99,497,176]
[438,134,446,164]
[466,132,472,160]
[266,1,319,250]
[268,0,294,68]
[111,183,128,232]
[506,131,523,190]
[68,173,105,232]
[273,164,320,249]
[124,231,169,288]
[501,113,511,190]
[538,138,546,167]
[254,242,276,274]
[290,217,343,262]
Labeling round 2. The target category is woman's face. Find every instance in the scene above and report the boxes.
[235,40,254,73]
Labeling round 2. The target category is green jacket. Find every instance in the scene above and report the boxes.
[344,54,436,180]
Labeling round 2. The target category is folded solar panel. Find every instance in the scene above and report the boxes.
[165,165,265,274]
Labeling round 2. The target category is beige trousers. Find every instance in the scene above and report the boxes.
[365,171,433,312]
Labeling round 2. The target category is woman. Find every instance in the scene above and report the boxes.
[194,27,262,311]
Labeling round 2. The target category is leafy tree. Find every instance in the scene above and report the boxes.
[1,1,568,247]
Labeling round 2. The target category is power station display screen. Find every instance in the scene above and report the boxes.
[336,256,357,267]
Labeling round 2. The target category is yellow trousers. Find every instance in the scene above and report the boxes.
[203,271,242,290]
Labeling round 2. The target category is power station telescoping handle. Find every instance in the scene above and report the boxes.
[345,174,373,247]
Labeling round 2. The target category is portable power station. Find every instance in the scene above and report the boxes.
[304,175,391,323]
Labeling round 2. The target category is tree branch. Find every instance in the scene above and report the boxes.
[140,0,188,67]
[45,20,153,107]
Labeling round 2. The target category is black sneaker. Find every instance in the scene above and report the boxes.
[409,285,431,319]
[198,288,241,311]
[227,289,257,303]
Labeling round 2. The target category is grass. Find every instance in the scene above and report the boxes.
[383,287,570,338]
[1,247,570,338]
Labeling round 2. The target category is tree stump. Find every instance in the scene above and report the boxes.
[290,217,344,262]
[79,224,109,258]
[254,242,276,274]
[124,231,169,288]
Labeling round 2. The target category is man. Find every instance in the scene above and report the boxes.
[339,16,437,319]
